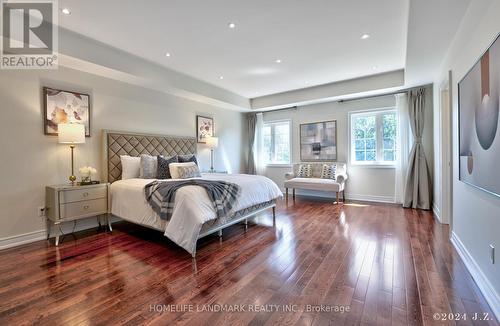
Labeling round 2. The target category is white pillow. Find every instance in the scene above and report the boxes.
[297,164,312,178]
[169,162,197,179]
[120,155,140,179]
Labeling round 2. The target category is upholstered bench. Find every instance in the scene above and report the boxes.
[284,162,348,204]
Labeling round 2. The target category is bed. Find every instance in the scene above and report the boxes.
[102,130,282,257]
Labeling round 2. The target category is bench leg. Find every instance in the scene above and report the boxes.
[342,190,346,202]
[292,189,295,200]
[335,192,339,205]
[285,188,288,199]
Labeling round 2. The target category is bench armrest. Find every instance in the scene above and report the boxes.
[336,172,348,184]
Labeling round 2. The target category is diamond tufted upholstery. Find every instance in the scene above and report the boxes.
[105,132,197,183]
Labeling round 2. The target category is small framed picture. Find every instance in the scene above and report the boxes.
[196,115,214,143]
[43,87,91,136]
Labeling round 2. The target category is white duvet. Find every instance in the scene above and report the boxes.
[110,173,282,255]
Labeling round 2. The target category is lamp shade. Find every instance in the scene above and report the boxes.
[58,123,85,144]
[205,136,219,149]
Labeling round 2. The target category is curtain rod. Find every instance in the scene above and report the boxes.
[259,83,432,113]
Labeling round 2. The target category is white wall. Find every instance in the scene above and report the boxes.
[263,87,434,203]
[263,95,393,202]
[0,67,245,243]
[432,0,500,318]
[251,70,404,110]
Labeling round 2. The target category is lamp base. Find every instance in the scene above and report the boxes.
[69,175,76,184]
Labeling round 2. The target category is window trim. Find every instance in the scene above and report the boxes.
[348,108,397,168]
[263,119,292,166]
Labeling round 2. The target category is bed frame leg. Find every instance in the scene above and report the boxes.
[244,218,248,230]
[107,214,113,232]
[192,255,198,273]
[218,229,223,238]
[272,206,276,226]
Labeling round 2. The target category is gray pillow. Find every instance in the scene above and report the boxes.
[139,154,158,179]
[177,164,201,179]
[177,154,198,165]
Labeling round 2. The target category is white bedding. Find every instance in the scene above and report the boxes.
[110,173,282,254]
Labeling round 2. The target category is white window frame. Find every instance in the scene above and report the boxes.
[349,108,397,168]
[263,119,292,167]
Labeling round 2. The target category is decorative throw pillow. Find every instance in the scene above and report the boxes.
[120,155,141,179]
[320,164,336,180]
[139,154,158,179]
[157,155,178,179]
[177,164,202,179]
[169,162,197,179]
[297,164,312,178]
[177,154,198,165]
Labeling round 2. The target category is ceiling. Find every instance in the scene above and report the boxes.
[405,0,471,86]
[59,0,409,98]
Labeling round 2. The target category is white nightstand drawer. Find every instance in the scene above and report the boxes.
[59,198,108,220]
[59,186,107,204]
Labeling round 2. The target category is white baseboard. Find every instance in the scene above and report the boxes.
[281,188,396,204]
[451,232,500,321]
[0,230,46,250]
[0,216,122,251]
[346,193,396,204]
[432,202,442,223]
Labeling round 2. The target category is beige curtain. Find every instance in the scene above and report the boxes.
[247,113,257,174]
[403,88,432,209]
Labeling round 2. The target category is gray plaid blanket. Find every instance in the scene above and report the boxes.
[144,179,241,221]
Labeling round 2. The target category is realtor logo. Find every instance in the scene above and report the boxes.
[1,0,58,69]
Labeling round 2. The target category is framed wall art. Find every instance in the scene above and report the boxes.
[43,87,91,136]
[300,120,337,161]
[458,33,500,197]
[196,115,214,143]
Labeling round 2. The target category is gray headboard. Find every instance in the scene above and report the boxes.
[102,130,197,183]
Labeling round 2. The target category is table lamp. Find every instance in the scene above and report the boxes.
[206,136,219,173]
[58,123,85,184]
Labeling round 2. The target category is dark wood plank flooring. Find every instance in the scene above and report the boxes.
[0,198,497,325]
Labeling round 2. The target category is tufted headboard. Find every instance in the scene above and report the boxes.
[102,130,197,183]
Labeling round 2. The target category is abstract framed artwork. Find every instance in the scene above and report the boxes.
[196,115,214,143]
[43,87,91,136]
[300,120,337,161]
[458,33,500,197]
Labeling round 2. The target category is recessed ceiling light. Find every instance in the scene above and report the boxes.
[275,59,282,64]
[61,8,71,15]
[219,76,224,80]
[228,22,236,29]
[165,52,171,57]
[361,34,370,40]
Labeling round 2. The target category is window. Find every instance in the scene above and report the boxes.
[263,120,291,165]
[350,109,397,165]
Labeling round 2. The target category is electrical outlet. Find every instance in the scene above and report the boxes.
[490,244,495,264]
[38,206,46,217]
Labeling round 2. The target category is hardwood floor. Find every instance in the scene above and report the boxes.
[0,198,497,326]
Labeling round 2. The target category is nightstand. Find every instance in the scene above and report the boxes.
[45,183,111,245]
